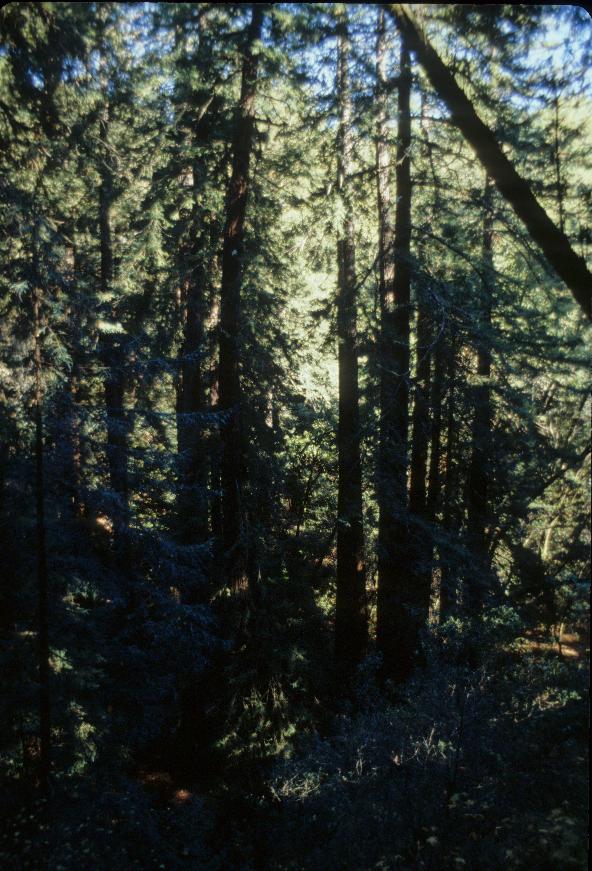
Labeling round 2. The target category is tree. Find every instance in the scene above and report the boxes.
[334,6,367,668]
[465,173,494,614]
[219,4,264,597]
[376,18,415,682]
[388,3,592,318]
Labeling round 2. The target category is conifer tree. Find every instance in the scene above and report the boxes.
[219,4,264,596]
[376,23,414,681]
[334,6,367,668]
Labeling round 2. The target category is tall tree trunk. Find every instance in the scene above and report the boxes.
[175,172,209,545]
[376,19,414,682]
[176,10,217,547]
[33,233,50,792]
[408,301,432,623]
[99,95,129,568]
[388,4,592,318]
[218,4,263,595]
[465,174,494,613]
[334,10,367,668]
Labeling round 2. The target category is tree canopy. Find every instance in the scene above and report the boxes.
[0,4,589,869]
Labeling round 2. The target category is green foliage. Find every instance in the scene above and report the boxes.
[0,3,589,868]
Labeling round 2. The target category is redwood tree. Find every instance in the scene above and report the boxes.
[218,4,264,594]
[376,19,414,681]
[334,8,368,668]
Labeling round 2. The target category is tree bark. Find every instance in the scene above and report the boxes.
[375,18,414,681]
[218,4,263,595]
[388,4,592,319]
[334,9,368,668]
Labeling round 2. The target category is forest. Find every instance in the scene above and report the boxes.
[0,3,590,869]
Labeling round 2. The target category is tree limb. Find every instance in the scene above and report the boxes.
[388,4,592,319]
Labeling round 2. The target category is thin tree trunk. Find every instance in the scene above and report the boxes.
[68,237,85,521]
[388,4,592,318]
[376,19,414,682]
[466,174,494,614]
[99,92,129,568]
[426,332,444,523]
[334,10,367,668]
[408,302,432,622]
[208,286,223,539]
[440,338,458,622]
[33,234,50,792]
[218,5,263,595]
[409,310,431,517]
[425,330,444,621]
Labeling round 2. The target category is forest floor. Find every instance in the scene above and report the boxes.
[2,627,587,870]
[126,625,590,870]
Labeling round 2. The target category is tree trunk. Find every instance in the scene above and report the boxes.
[408,301,432,623]
[466,174,494,614]
[426,332,444,523]
[334,11,368,668]
[176,11,217,547]
[440,338,459,622]
[218,5,263,596]
[66,237,85,522]
[175,170,209,545]
[208,286,223,539]
[376,18,414,682]
[409,308,431,517]
[33,234,50,793]
[99,95,129,568]
[388,4,592,318]
[425,329,444,621]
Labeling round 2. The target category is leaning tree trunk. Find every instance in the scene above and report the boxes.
[334,10,367,668]
[465,174,494,614]
[218,4,263,596]
[388,3,592,318]
[375,17,414,682]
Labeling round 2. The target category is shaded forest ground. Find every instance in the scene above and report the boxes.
[2,619,587,871]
